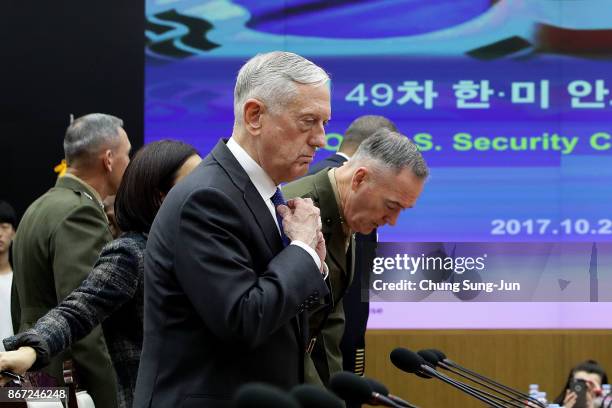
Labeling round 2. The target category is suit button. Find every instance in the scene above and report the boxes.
[325,218,332,225]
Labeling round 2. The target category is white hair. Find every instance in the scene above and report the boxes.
[63,113,124,165]
[351,128,429,179]
[233,51,329,125]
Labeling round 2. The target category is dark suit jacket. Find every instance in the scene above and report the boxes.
[307,154,374,376]
[283,169,354,386]
[11,175,118,408]
[133,140,330,408]
[308,153,347,174]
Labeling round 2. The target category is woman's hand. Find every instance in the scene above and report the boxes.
[563,389,577,408]
[0,347,37,386]
[563,384,598,408]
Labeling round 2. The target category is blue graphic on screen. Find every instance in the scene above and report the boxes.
[145,0,612,328]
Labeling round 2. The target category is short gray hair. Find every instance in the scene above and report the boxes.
[64,113,124,165]
[351,128,429,179]
[340,115,397,153]
[233,51,329,125]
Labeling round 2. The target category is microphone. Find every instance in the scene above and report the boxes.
[364,377,419,408]
[232,383,300,408]
[290,384,344,408]
[427,348,546,408]
[390,348,506,408]
[329,371,403,407]
[418,350,525,408]
[0,370,25,384]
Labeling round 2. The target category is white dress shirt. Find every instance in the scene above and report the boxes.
[226,138,323,271]
[0,271,14,351]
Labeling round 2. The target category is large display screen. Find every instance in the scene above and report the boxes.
[145,0,612,328]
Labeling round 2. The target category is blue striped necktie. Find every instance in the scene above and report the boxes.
[270,188,290,247]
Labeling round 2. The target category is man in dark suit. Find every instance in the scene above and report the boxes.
[9,114,131,408]
[309,115,396,175]
[134,51,332,408]
[306,115,397,378]
[284,128,428,386]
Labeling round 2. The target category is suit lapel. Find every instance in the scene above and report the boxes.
[211,140,283,254]
[243,183,284,254]
[211,140,301,341]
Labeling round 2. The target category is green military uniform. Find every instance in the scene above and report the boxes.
[283,168,355,386]
[11,175,118,408]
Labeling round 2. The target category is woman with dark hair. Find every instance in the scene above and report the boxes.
[553,360,608,408]
[0,140,201,408]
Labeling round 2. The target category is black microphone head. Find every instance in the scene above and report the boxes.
[418,349,440,367]
[364,377,389,396]
[390,348,425,373]
[329,371,373,404]
[232,383,300,408]
[291,384,344,408]
[429,348,447,361]
[390,347,433,379]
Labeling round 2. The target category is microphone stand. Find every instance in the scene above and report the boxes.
[438,363,533,408]
[372,391,405,408]
[443,359,546,408]
[421,365,506,408]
